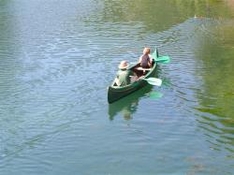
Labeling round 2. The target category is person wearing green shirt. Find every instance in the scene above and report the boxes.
[115,60,137,86]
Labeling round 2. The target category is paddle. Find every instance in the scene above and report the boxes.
[150,48,170,64]
[156,56,170,64]
[142,77,162,86]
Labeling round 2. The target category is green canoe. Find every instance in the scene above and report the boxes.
[107,50,161,104]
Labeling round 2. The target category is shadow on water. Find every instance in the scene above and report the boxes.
[108,85,163,120]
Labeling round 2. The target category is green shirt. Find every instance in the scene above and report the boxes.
[116,69,134,86]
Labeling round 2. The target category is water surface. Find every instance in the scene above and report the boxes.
[0,0,234,174]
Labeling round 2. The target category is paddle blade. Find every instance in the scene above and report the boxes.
[150,49,171,64]
[156,56,170,64]
[144,77,162,86]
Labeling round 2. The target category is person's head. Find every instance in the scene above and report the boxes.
[118,60,129,70]
[143,47,150,55]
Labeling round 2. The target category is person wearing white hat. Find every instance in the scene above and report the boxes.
[115,60,136,86]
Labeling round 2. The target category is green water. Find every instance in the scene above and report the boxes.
[0,0,233,174]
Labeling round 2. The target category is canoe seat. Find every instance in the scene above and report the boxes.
[135,67,152,75]
[135,67,152,71]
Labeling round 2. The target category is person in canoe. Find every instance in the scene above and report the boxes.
[138,47,153,68]
[114,60,138,86]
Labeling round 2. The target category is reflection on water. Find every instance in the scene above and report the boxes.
[196,110,234,154]
[191,18,234,154]
[108,85,163,120]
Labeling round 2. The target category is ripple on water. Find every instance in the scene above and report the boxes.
[194,102,234,153]
[154,18,234,160]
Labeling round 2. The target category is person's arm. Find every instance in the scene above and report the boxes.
[114,77,120,86]
[114,72,121,86]
[149,54,153,61]
[129,70,139,82]
[148,54,153,66]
